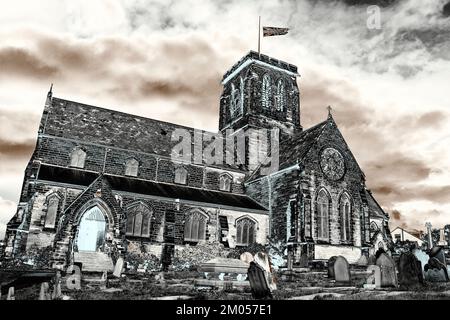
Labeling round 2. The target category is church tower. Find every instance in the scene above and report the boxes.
[219,51,302,136]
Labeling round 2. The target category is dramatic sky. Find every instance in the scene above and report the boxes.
[0,0,449,239]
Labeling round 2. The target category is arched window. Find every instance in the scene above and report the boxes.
[126,203,152,237]
[70,147,86,168]
[339,193,352,242]
[262,74,272,109]
[370,221,379,232]
[125,158,139,177]
[184,209,208,242]
[316,189,330,240]
[236,217,256,246]
[44,193,60,229]
[174,167,188,185]
[276,79,286,111]
[229,82,241,117]
[219,173,232,192]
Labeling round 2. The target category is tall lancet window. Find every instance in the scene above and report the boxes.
[276,79,286,111]
[70,147,86,168]
[125,158,139,177]
[236,217,256,246]
[340,193,352,242]
[316,189,330,240]
[184,209,208,242]
[126,203,152,238]
[262,74,272,109]
[230,81,242,117]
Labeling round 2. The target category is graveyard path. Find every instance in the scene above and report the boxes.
[74,252,114,273]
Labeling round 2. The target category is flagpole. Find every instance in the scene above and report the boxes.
[258,16,261,55]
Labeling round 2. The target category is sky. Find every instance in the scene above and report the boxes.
[0,0,449,239]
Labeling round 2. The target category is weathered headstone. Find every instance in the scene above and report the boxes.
[39,282,50,300]
[247,261,272,299]
[398,252,423,287]
[375,248,386,260]
[356,255,368,266]
[240,252,254,265]
[52,281,62,300]
[113,257,124,278]
[429,246,447,266]
[424,257,449,282]
[100,271,108,290]
[334,256,351,284]
[51,271,62,300]
[254,252,277,291]
[364,265,381,289]
[376,253,398,287]
[424,257,448,282]
[327,256,338,279]
[7,286,15,300]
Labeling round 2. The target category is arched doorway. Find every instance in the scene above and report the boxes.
[76,206,107,252]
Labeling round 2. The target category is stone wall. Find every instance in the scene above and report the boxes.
[314,244,362,264]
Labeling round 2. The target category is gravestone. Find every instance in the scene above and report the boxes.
[7,286,15,300]
[376,253,398,287]
[398,252,423,287]
[39,282,50,300]
[113,257,124,278]
[375,248,386,260]
[327,256,338,279]
[364,265,381,289]
[430,246,447,266]
[424,257,449,282]
[334,256,351,284]
[356,255,368,266]
[424,268,448,282]
[100,271,108,290]
[240,252,254,265]
[254,252,277,291]
[247,261,272,299]
[52,271,62,300]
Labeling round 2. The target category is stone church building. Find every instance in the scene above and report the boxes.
[2,51,392,271]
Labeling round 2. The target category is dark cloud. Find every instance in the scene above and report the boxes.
[0,47,59,78]
[374,184,450,204]
[443,2,450,17]
[0,138,35,158]
[342,0,398,7]
[300,72,371,129]
[391,209,401,220]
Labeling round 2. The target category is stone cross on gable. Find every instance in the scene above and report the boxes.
[327,105,332,117]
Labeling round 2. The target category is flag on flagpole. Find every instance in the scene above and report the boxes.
[263,26,289,37]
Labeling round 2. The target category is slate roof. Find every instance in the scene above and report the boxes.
[365,189,388,219]
[44,97,243,171]
[37,165,267,213]
[278,120,328,170]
